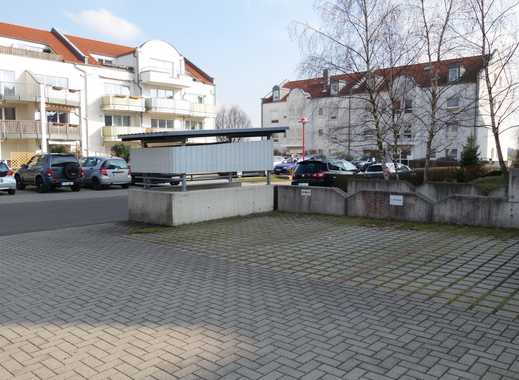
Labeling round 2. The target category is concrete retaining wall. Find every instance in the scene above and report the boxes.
[433,195,519,228]
[276,185,347,216]
[129,186,274,226]
[417,182,484,201]
[341,178,415,196]
[347,191,433,222]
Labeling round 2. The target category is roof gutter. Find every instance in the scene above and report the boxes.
[51,28,88,64]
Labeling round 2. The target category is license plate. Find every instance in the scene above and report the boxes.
[298,182,309,187]
[62,182,73,186]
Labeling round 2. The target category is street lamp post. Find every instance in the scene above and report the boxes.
[298,117,309,161]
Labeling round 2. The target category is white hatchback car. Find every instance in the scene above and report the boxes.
[0,160,16,195]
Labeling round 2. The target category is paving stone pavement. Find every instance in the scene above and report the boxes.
[0,213,518,379]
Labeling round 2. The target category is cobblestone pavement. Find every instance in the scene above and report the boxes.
[0,214,518,379]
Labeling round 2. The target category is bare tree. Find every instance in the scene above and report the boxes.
[215,105,253,141]
[294,0,405,160]
[461,0,519,183]
[413,0,464,182]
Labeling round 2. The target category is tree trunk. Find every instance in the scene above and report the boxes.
[424,134,433,183]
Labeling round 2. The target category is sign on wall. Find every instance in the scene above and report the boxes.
[389,194,404,206]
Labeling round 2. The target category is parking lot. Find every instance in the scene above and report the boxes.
[1,213,518,379]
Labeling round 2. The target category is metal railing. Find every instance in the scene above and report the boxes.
[0,81,40,102]
[0,45,61,61]
[0,120,80,140]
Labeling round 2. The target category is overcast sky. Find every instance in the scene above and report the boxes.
[3,0,319,126]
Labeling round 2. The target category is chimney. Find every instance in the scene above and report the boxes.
[322,69,330,93]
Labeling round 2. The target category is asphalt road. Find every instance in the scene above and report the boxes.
[0,188,128,236]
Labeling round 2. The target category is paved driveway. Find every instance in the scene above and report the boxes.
[1,213,518,379]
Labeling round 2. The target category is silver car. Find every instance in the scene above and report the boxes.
[0,160,16,195]
[81,156,131,190]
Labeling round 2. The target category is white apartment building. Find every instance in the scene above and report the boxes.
[0,22,216,166]
[262,56,519,162]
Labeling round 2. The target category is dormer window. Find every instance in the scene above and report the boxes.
[448,64,461,82]
[272,85,280,102]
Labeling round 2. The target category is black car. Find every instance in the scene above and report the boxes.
[291,159,355,187]
[15,153,83,193]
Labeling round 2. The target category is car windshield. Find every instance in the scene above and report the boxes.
[51,155,77,167]
[81,157,99,167]
[295,161,328,174]
[104,159,128,169]
[0,162,8,172]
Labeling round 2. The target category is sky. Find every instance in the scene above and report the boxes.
[3,0,319,126]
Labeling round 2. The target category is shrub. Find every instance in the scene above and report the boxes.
[111,143,130,162]
[461,135,480,167]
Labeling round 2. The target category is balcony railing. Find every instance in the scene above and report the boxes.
[0,81,39,102]
[0,81,80,107]
[0,45,62,61]
[101,95,145,112]
[0,120,80,140]
[140,70,193,88]
[45,86,80,107]
[102,126,146,142]
[145,98,216,117]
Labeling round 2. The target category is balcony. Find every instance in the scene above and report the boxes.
[140,70,193,88]
[102,126,146,143]
[145,98,216,117]
[101,95,145,112]
[45,86,80,107]
[0,81,39,102]
[0,120,80,140]
[0,81,80,107]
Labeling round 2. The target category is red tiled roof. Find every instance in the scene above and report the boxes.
[263,55,486,103]
[0,22,79,62]
[0,22,214,84]
[65,34,136,64]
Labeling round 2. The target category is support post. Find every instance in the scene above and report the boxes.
[181,174,187,192]
[39,84,48,153]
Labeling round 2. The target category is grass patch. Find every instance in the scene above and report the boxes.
[471,175,506,194]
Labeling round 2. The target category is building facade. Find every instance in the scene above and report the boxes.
[0,22,216,165]
[262,56,519,162]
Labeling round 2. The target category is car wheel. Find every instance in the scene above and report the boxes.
[92,177,102,190]
[7,189,15,195]
[121,184,129,189]
[35,177,49,193]
[71,184,81,192]
[15,175,25,190]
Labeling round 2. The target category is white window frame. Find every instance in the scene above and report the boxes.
[448,65,460,82]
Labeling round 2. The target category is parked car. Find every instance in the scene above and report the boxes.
[273,160,298,175]
[352,156,377,171]
[360,162,414,179]
[291,159,356,187]
[15,154,82,193]
[329,159,359,174]
[0,160,16,195]
[273,156,285,168]
[81,156,131,190]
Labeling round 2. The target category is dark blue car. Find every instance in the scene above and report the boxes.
[15,153,83,193]
[273,161,297,175]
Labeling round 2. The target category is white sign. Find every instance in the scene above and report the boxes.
[389,194,404,206]
[301,189,312,197]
